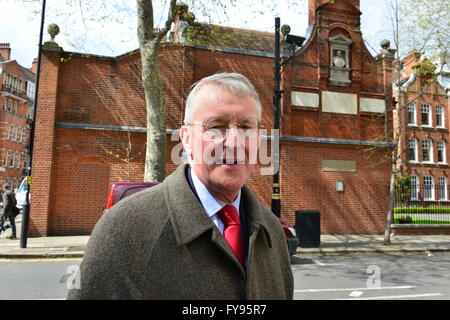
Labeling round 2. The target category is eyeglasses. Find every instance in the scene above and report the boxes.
[186,117,261,140]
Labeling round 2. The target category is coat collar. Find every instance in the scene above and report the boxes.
[163,164,273,249]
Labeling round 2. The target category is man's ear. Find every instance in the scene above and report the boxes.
[180,126,193,160]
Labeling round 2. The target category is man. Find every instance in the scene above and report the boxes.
[67,72,293,300]
[0,184,17,239]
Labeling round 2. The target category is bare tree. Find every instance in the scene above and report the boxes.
[136,0,177,182]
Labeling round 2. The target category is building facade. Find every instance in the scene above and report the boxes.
[0,43,34,191]
[396,52,450,204]
[29,0,394,236]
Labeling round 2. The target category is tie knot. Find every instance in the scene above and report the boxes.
[218,205,240,226]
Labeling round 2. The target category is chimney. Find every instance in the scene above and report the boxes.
[0,43,11,60]
[30,58,38,74]
[308,0,360,26]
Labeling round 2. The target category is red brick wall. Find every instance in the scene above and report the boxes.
[30,21,393,236]
[280,141,391,234]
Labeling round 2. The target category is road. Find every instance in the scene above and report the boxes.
[0,258,81,300]
[292,252,450,300]
[0,253,449,300]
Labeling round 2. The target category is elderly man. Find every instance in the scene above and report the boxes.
[67,72,293,300]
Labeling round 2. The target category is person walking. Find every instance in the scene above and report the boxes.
[0,184,18,239]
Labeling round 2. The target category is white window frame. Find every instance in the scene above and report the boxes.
[423,176,435,201]
[3,150,8,168]
[13,126,18,141]
[437,140,446,164]
[2,98,7,110]
[8,100,12,112]
[407,102,417,126]
[9,150,15,168]
[16,152,20,169]
[422,139,433,163]
[436,105,445,128]
[410,175,419,201]
[6,124,10,140]
[408,138,418,162]
[421,104,431,127]
[439,176,448,201]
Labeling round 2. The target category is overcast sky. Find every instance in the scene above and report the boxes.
[0,0,392,68]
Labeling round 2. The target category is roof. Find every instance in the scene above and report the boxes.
[182,22,275,53]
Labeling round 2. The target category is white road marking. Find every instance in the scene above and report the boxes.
[313,260,345,266]
[349,291,364,297]
[336,293,443,300]
[294,285,416,293]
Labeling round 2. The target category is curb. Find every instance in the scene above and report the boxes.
[0,251,84,259]
[296,247,450,255]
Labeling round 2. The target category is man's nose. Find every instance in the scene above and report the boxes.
[223,127,242,148]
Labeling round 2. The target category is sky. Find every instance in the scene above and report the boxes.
[0,0,392,68]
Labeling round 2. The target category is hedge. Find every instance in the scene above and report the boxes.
[394,207,450,213]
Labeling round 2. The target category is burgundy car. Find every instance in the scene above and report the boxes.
[104,182,298,256]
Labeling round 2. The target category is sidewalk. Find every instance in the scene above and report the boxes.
[1,216,449,258]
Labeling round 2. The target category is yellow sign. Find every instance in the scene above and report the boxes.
[26,176,33,185]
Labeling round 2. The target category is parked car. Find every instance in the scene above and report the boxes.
[15,177,28,210]
[104,182,298,256]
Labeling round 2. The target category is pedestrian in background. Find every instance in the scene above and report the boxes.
[0,184,17,239]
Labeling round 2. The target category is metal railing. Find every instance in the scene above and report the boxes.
[1,84,27,99]
[394,185,450,225]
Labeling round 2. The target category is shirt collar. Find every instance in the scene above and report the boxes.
[190,168,241,218]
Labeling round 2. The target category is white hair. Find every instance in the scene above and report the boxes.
[183,72,262,124]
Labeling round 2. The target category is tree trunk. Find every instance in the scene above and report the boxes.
[141,43,167,182]
[384,166,396,244]
[136,0,176,182]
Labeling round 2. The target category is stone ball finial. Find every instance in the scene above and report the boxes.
[281,24,291,36]
[380,39,390,50]
[47,23,60,41]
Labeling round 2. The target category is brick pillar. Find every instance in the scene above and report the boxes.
[29,46,62,237]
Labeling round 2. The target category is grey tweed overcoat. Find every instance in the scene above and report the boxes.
[67,164,293,300]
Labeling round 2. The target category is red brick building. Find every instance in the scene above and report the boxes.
[0,43,34,191]
[395,52,450,203]
[29,0,394,236]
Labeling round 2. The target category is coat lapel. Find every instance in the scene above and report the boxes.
[162,164,273,278]
[162,164,216,247]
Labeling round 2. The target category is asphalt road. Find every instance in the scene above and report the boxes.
[292,252,450,300]
[0,258,81,300]
[0,253,449,300]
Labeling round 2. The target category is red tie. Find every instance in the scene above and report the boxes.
[217,205,245,266]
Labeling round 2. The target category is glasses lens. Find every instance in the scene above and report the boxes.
[204,118,227,139]
[203,117,259,139]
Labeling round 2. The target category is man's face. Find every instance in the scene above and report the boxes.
[180,85,261,202]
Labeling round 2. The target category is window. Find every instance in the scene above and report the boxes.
[3,150,9,167]
[410,175,419,200]
[13,101,18,114]
[2,98,7,110]
[409,138,418,162]
[436,105,445,128]
[423,176,434,201]
[437,140,446,163]
[422,139,433,162]
[16,152,20,168]
[13,126,18,141]
[408,103,416,125]
[8,100,12,112]
[439,176,447,201]
[421,104,431,126]
[6,124,10,140]
[9,151,15,168]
